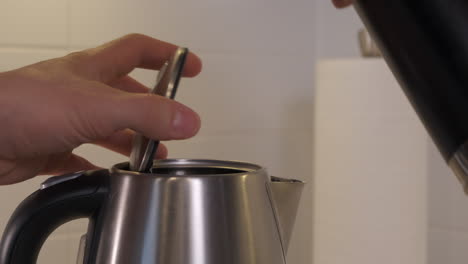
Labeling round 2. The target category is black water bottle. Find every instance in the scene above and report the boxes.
[354,0,468,193]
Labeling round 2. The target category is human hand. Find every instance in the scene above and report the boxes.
[332,0,353,8]
[0,34,202,184]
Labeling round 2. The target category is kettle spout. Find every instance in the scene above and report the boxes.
[269,176,305,254]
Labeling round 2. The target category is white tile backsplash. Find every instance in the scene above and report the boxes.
[0,177,45,231]
[37,230,87,264]
[0,49,67,71]
[153,1,316,55]
[38,233,73,264]
[314,59,428,264]
[428,228,468,264]
[69,0,315,55]
[0,0,68,47]
[127,52,316,134]
[427,137,468,264]
[0,1,315,263]
[0,0,465,263]
[316,0,363,58]
[173,52,315,133]
[69,0,166,48]
[62,219,89,235]
[165,128,312,178]
[9,1,467,264]
[427,140,468,232]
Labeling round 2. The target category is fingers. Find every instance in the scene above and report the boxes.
[85,85,200,143]
[93,129,168,159]
[0,158,44,185]
[72,34,202,83]
[332,0,353,8]
[113,93,201,141]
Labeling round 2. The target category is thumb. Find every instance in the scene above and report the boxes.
[108,92,201,141]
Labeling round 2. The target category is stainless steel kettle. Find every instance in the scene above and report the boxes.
[0,159,304,264]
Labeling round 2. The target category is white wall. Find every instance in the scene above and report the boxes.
[427,143,468,264]
[315,4,468,264]
[314,59,428,264]
[0,0,316,263]
[3,1,463,264]
[315,2,363,58]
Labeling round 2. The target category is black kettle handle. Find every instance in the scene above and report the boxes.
[0,169,109,264]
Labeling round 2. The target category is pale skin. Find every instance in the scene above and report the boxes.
[0,34,202,184]
[332,0,353,8]
[0,2,351,185]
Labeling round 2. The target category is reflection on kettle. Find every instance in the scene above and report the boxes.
[0,159,304,264]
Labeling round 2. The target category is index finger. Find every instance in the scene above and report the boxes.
[332,0,353,8]
[76,34,203,83]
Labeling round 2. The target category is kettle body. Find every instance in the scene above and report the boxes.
[354,0,468,193]
[0,159,304,264]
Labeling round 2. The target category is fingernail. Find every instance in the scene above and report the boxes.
[172,107,200,138]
